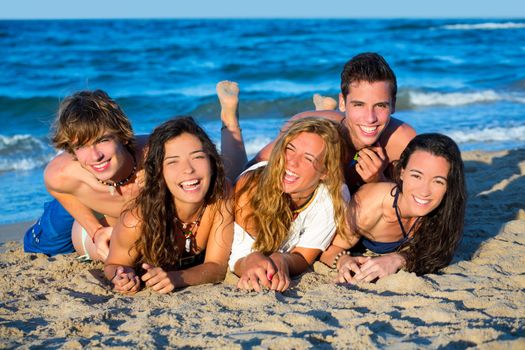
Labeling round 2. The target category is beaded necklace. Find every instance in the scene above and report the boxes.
[174,205,207,253]
[96,155,137,196]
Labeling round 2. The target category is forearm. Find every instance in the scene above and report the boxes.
[389,252,407,271]
[319,245,346,268]
[171,262,228,288]
[233,252,265,277]
[319,233,357,268]
[104,264,134,282]
[51,191,104,239]
[271,252,309,277]
[232,256,247,277]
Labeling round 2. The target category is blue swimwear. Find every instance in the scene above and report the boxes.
[359,236,408,254]
[23,199,75,256]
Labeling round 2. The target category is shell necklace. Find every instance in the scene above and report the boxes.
[96,155,137,196]
[174,205,207,253]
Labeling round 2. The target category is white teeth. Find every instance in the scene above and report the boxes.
[181,179,199,186]
[180,179,200,190]
[285,169,298,178]
[360,126,378,133]
[92,161,108,169]
[414,197,430,205]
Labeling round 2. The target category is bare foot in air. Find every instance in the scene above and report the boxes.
[313,93,337,111]
[216,81,240,129]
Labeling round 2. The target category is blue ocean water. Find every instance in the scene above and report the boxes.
[1,19,524,224]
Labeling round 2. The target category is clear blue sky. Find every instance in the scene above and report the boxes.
[1,0,524,19]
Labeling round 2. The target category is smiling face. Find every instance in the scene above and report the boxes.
[73,132,130,182]
[162,133,212,207]
[399,150,450,217]
[282,132,327,205]
[339,80,394,150]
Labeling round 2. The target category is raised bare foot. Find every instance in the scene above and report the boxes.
[313,93,337,111]
[216,80,240,129]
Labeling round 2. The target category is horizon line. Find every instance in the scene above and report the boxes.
[1,16,524,21]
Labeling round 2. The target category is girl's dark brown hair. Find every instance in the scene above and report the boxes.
[394,133,466,275]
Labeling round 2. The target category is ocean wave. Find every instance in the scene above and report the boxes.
[434,55,464,65]
[408,90,499,106]
[0,134,55,172]
[0,134,47,151]
[407,90,525,107]
[243,80,334,95]
[121,80,334,100]
[447,125,525,144]
[175,85,218,98]
[244,136,274,158]
[442,22,525,30]
[0,157,51,172]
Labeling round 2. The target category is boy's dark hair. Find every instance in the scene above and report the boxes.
[340,52,397,103]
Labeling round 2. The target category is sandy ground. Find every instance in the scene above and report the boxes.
[1,148,524,349]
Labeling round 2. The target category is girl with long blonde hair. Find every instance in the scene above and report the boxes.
[228,117,349,292]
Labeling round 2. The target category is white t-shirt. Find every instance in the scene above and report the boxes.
[228,162,349,271]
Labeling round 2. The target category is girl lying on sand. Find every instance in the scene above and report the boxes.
[104,117,233,294]
[228,117,349,292]
[321,133,466,282]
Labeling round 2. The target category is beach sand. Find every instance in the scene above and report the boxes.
[1,149,524,349]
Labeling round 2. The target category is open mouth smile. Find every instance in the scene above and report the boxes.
[413,195,431,206]
[91,160,110,172]
[283,169,299,184]
[359,125,379,136]
[179,179,202,191]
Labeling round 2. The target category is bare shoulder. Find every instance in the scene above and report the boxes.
[381,117,416,161]
[121,209,140,228]
[113,209,141,243]
[291,110,344,123]
[353,182,395,228]
[233,171,256,224]
[354,182,395,207]
[234,170,253,192]
[43,153,82,193]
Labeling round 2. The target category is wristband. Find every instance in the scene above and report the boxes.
[331,250,351,269]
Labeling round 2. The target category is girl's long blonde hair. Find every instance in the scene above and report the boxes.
[237,117,348,254]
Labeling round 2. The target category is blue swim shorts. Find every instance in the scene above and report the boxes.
[23,199,75,256]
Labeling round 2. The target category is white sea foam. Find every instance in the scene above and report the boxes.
[434,55,464,65]
[244,136,274,158]
[0,157,50,172]
[176,84,217,97]
[409,90,505,107]
[215,136,272,160]
[243,80,334,95]
[443,22,525,30]
[131,79,334,99]
[0,134,41,148]
[0,134,54,172]
[447,125,525,144]
[409,90,525,107]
